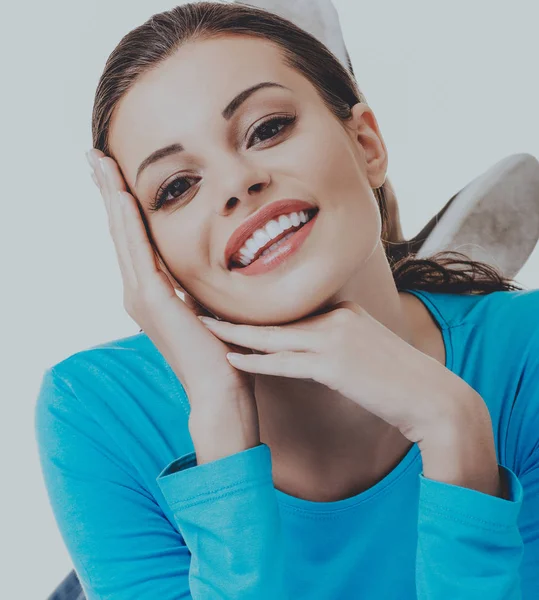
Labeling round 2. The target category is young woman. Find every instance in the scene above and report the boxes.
[36,3,538,598]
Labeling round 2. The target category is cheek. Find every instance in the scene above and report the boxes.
[297,125,382,246]
[151,220,203,281]
[292,125,363,197]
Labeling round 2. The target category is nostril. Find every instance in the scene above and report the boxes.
[225,197,239,210]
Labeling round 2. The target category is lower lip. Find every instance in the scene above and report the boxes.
[230,211,319,276]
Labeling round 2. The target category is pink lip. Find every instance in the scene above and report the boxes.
[224,199,317,269]
[231,209,319,276]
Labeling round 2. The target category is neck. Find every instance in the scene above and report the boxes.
[254,244,438,495]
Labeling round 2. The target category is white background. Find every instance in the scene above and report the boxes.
[1,0,538,597]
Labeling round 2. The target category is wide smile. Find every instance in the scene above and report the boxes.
[229,209,320,276]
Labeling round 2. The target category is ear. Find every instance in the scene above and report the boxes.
[349,102,388,189]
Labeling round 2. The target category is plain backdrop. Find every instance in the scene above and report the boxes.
[1,0,538,597]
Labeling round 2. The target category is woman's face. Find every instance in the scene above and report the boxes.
[108,35,388,325]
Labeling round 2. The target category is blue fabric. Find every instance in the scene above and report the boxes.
[35,288,539,599]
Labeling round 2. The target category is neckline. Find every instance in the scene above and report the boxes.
[274,288,454,513]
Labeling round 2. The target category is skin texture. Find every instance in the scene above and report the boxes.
[383,178,405,243]
[105,35,447,501]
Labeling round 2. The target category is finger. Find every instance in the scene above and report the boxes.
[119,190,163,285]
[198,319,319,353]
[331,300,364,316]
[87,150,135,286]
[99,155,114,195]
[99,157,137,287]
[88,150,108,211]
[90,171,99,189]
[226,350,318,380]
[99,155,128,196]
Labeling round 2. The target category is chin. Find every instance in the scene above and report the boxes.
[225,259,355,326]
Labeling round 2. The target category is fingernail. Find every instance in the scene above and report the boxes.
[198,316,217,325]
[85,150,97,169]
[98,157,107,176]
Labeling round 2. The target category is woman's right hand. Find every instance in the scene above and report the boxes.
[87,149,261,462]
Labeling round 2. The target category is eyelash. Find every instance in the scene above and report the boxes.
[148,113,297,212]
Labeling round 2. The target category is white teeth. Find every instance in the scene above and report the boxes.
[260,230,296,258]
[289,212,300,227]
[252,229,271,248]
[277,214,293,231]
[265,219,282,239]
[234,209,315,267]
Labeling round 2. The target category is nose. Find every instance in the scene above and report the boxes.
[212,155,271,215]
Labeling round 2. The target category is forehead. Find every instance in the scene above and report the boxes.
[109,35,314,180]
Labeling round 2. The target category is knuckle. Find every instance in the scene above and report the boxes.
[328,314,349,345]
[331,308,353,326]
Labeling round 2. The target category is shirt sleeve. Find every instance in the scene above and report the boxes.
[156,443,286,599]
[35,367,286,599]
[416,463,525,599]
[415,292,539,599]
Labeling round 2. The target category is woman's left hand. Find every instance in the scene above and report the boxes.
[198,300,482,446]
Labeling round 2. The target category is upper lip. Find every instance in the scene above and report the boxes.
[224,199,318,268]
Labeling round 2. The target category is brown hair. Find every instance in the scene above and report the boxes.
[92,1,524,295]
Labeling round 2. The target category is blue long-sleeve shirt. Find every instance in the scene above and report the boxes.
[34,288,539,599]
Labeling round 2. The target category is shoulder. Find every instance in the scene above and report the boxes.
[476,288,539,473]
[421,286,539,343]
[478,287,539,351]
[39,330,181,400]
[35,331,192,473]
[485,286,539,325]
[454,287,539,388]
[417,287,539,471]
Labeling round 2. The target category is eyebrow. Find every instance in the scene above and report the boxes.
[135,81,290,186]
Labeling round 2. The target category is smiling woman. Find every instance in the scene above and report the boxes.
[35,2,539,599]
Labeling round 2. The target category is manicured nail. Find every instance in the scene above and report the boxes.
[85,150,97,169]
[98,157,107,176]
[198,316,218,325]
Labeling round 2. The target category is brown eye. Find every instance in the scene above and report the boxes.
[247,114,296,148]
[149,175,199,212]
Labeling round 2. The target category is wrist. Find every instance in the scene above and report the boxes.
[418,399,502,497]
[188,394,261,465]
